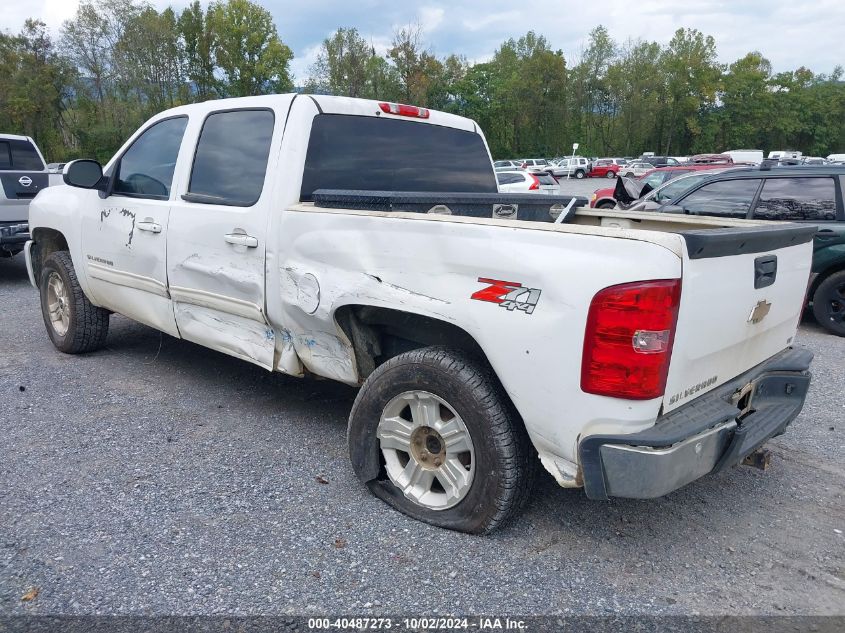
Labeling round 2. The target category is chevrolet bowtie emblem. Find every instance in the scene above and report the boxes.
[748,300,772,324]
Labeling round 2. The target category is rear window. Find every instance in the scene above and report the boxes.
[752,177,838,221]
[0,138,44,171]
[535,173,557,186]
[300,115,496,201]
[496,172,524,185]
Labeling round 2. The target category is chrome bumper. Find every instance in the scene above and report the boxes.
[579,347,813,500]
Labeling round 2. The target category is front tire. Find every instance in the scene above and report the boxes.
[39,251,110,353]
[811,270,845,336]
[596,201,616,209]
[348,347,534,534]
[606,171,617,179]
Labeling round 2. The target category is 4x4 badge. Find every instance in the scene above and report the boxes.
[471,277,542,315]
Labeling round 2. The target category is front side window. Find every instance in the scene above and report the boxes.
[301,115,497,200]
[671,178,762,218]
[752,177,837,221]
[188,109,275,206]
[113,117,188,199]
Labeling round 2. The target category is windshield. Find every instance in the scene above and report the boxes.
[651,173,713,203]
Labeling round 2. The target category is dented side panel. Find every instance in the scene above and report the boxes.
[267,206,683,470]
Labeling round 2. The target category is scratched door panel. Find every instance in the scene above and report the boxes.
[80,195,178,336]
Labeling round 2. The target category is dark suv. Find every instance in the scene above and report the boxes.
[652,165,845,336]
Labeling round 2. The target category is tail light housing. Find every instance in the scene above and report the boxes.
[581,279,682,400]
[528,173,540,190]
[378,102,430,118]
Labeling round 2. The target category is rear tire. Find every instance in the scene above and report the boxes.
[39,251,110,353]
[606,171,617,179]
[811,270,845,336]
[575,170,585,179]
[348,346,535,534]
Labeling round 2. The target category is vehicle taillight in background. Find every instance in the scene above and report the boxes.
[528,174,540,190]
[378,102,430,119]
[581,279,682,400]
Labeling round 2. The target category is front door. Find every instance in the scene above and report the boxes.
[80,116,189,336]
[166,108,277,369]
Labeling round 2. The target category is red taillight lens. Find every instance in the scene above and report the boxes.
[528,174,540,190]
[581,279,682,400]
[378,102,430,118]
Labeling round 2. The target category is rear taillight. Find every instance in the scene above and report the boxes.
[528,174,540,190]
[581,279,682,400]
[378,102,430,118]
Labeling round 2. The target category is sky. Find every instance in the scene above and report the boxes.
[2,0,844,83]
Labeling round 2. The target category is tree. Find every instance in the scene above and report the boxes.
[178,0,217,99]
[309,27,372,97]
[207,0,293,96]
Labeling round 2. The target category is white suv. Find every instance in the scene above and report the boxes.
[548,157,589,179]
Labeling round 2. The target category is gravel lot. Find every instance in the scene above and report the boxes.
[1,253,843,617]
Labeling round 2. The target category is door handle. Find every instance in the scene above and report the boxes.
[136,220,162,233]
[815,229,836,240]
[224,233,258,248]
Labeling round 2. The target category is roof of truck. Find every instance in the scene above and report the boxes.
[0,133,32,141]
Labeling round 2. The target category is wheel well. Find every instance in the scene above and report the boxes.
[808,265,845,303]
[334,305,488,383]
[30,228,69,282]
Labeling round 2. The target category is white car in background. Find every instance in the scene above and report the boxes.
[548,157,590,179]
[618,161,653,178]
[496,170,559,194]
[493,160,524,169]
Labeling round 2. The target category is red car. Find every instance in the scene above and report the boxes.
[589,164,732,208]
[589,158,626,179]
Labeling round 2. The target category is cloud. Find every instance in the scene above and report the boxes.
[1,0,843,76]
[418,6,444,33]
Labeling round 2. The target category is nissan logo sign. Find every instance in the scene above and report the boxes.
[18,176,32,187]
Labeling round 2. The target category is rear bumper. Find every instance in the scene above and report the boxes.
[579,347,813,500]
[0,222,30,252]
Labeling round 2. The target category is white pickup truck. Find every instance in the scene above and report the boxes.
[25,95,815,533]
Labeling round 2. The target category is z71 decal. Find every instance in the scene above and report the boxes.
[471,277,542,315]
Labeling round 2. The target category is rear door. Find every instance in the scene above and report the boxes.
[0,138,48,222]
[166,107,278,369]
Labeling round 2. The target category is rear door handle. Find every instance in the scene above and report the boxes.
[224,233,258,248]
[136,220,162,233]
[815,229,837,240]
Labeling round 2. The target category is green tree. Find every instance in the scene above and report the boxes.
[178,0,217,99]
[207,0,293,96]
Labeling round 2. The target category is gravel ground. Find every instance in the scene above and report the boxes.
[1,253,843,617]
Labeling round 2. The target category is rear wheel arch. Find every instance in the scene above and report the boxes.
[334,304,491,383]
[808,262,845,299]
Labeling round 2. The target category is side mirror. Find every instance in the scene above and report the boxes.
[659,204,687,215]
[63,159,105,190]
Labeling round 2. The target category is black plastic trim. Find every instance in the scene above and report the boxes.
[579,347,813,500]
[678,223,818,259]
[311,189,590,223]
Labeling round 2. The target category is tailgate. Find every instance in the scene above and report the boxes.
[662,224,816,413]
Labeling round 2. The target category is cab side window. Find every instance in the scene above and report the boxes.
[674,179,762,218]
[187,109,275,206]
[113,117,188,199]
[752,177,837,221]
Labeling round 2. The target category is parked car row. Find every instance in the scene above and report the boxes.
[605,163,845,337]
